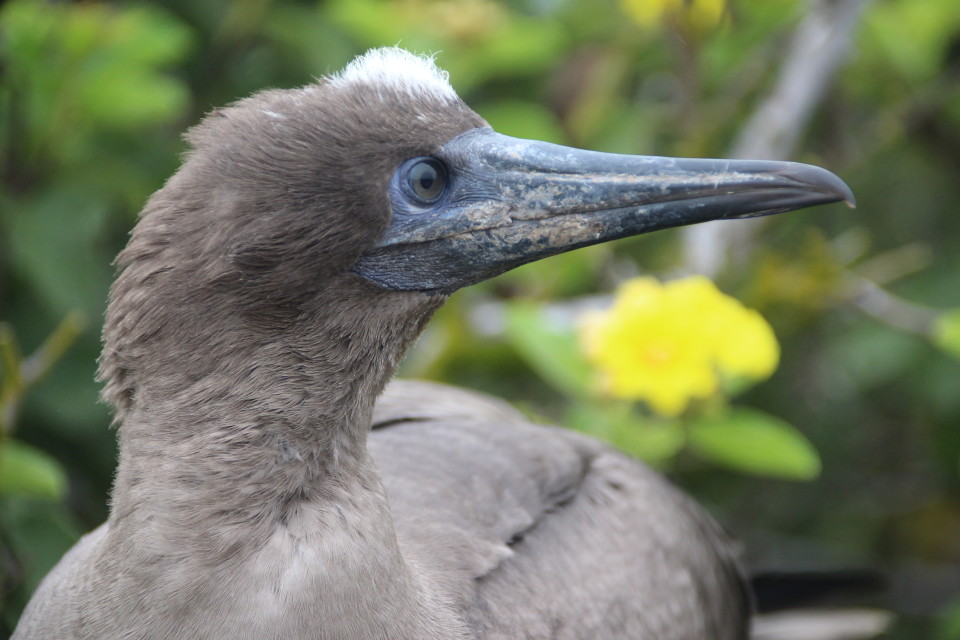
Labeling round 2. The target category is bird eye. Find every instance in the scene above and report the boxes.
[405,158,447,204]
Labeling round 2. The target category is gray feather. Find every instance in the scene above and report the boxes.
[371,380,750,639]
[13,49,758,639]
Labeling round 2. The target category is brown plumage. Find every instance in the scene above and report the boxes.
[13,48,852,640]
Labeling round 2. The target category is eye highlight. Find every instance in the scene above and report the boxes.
[404,158,447,204]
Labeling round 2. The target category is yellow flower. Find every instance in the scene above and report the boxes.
[580,276,779,417]
[620,0,726,35]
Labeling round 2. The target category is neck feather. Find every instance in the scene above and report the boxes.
[95,279,459,637]
[106,275,442,555]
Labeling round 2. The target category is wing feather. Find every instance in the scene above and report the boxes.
[371,380,750,639]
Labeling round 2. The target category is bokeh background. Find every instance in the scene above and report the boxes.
[1,0,959,637]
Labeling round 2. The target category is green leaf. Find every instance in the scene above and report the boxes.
[477,100,565,145]
[568,402,685,466]
[865,0,960,82]
[0,496,81,596]
[0,439,68,500]
[688,408,821,480]
[939,594,960,640]
[109,5,195,67]
[6,185,112,315]
[933,309,960,361]
[609,416,686,466]
[78,66,189,129]
[827,321,924,391]
[503,301,591,398]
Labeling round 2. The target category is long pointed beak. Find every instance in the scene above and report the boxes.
[353,127,854,293]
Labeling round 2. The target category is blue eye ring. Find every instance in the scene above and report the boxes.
[403,157,448,204]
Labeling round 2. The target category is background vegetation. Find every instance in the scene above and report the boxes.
[2,0,959,636]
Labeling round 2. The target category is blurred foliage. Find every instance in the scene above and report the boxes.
[1,0,960,636]
[941,595,960,640]
[504,276,820,479]
[1,315,82,500]
[935,309,960,361]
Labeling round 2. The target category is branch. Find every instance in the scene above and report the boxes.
[682,0,870,277]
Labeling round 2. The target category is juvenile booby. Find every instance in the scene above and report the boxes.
[13,48,853,640]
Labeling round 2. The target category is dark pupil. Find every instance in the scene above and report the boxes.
[410,161,443,201]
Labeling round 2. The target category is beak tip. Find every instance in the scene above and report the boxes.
[790,161,856,210]
[833,176,857,209]
[844,192,857,209]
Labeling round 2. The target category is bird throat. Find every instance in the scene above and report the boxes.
[107,279,445,560]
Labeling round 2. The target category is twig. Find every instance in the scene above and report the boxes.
[682,0,870,277]
[0,312,85,437]
[845,276,938,336]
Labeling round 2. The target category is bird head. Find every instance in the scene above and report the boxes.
[99,48,852,422]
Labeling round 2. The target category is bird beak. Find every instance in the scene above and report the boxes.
[352,127,854,293]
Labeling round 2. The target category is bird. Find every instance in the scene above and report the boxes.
[12,47,853,640]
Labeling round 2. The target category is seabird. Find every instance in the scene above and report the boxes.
[13,48,853,640]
